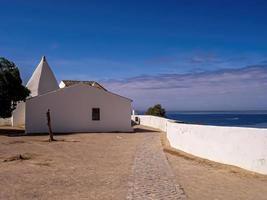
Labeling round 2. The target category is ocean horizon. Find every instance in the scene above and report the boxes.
[137,110,267,128]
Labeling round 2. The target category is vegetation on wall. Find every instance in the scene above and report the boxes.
[0,57,30,118]
[145,104,166,117]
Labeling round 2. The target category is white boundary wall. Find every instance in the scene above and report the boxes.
[0,118,11,126]
[135,115,170,132]
[135,115,267,175]
[12,102,25,127]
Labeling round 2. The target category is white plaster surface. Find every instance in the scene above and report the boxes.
[11,56,59,127]
[136,115,267,175]
[26,84,132,133]
[12,102,25,127]
[26,56,59,97]
[135,115,170,132]
[0,118,11,126]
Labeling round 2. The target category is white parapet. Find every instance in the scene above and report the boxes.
[12,102,25,127]
[136,115,170,132]
[136,115,267,175]
[0,117,12,126]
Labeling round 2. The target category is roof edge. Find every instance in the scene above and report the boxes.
[27,83,133,102]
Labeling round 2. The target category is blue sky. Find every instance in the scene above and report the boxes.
[1,0,267,110]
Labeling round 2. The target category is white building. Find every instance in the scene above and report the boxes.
[12,56,133,133]
[12,56,59,127]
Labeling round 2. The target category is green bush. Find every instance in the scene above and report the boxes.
[145,104,166,117]
[0,57,30,118]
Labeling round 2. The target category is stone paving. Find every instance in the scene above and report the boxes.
[127,132,186,200]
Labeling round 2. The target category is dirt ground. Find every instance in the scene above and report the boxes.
[0,128,143,200]
[161,133,267,200]
[1,126,267,200]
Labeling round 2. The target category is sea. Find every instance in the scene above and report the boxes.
[137,111,267,128]
[166,111,267,128]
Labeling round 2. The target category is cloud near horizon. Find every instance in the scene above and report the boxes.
[15,53,267,111]
[103,65,267,111]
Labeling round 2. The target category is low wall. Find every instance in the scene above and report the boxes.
[135,115,267,175]
[12,102,25,127]
[0,118,11,126]
[133,115,176,132]
[135,115,168,132]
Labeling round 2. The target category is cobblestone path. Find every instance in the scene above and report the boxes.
[127,132,186,200]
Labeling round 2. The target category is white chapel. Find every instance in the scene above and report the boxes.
[12,56,132,133]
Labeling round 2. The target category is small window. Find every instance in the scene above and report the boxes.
[92,108,100,121]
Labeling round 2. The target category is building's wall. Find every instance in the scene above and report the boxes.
[0,118,12,126]
[12,102,25,127]
[26,84,132,133]
[136,115,267,175]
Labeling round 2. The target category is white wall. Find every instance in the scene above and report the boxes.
[136,115,267,175]
[0,102,25,127]
[0,118,11,126]
[135,115,173,132]
[12,102,25,127]
[26,84,132,133]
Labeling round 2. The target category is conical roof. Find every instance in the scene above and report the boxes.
[26,56,59,97]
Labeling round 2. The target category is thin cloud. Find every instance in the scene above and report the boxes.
[103,65,267,110]
[144,52,267,74]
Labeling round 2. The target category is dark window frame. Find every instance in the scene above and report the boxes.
[92,108,100,121]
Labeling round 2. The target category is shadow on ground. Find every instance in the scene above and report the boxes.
[0,125,158,137]
[0,127,25,137]
[133,127,158,133]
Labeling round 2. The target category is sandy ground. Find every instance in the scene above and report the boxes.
[161,133,267,200]
[0,128,143,200]
[1,126,267,200]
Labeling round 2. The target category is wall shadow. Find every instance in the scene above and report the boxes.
[0,125,158,137]
[133,127,159,133]
[0,128,25,137]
